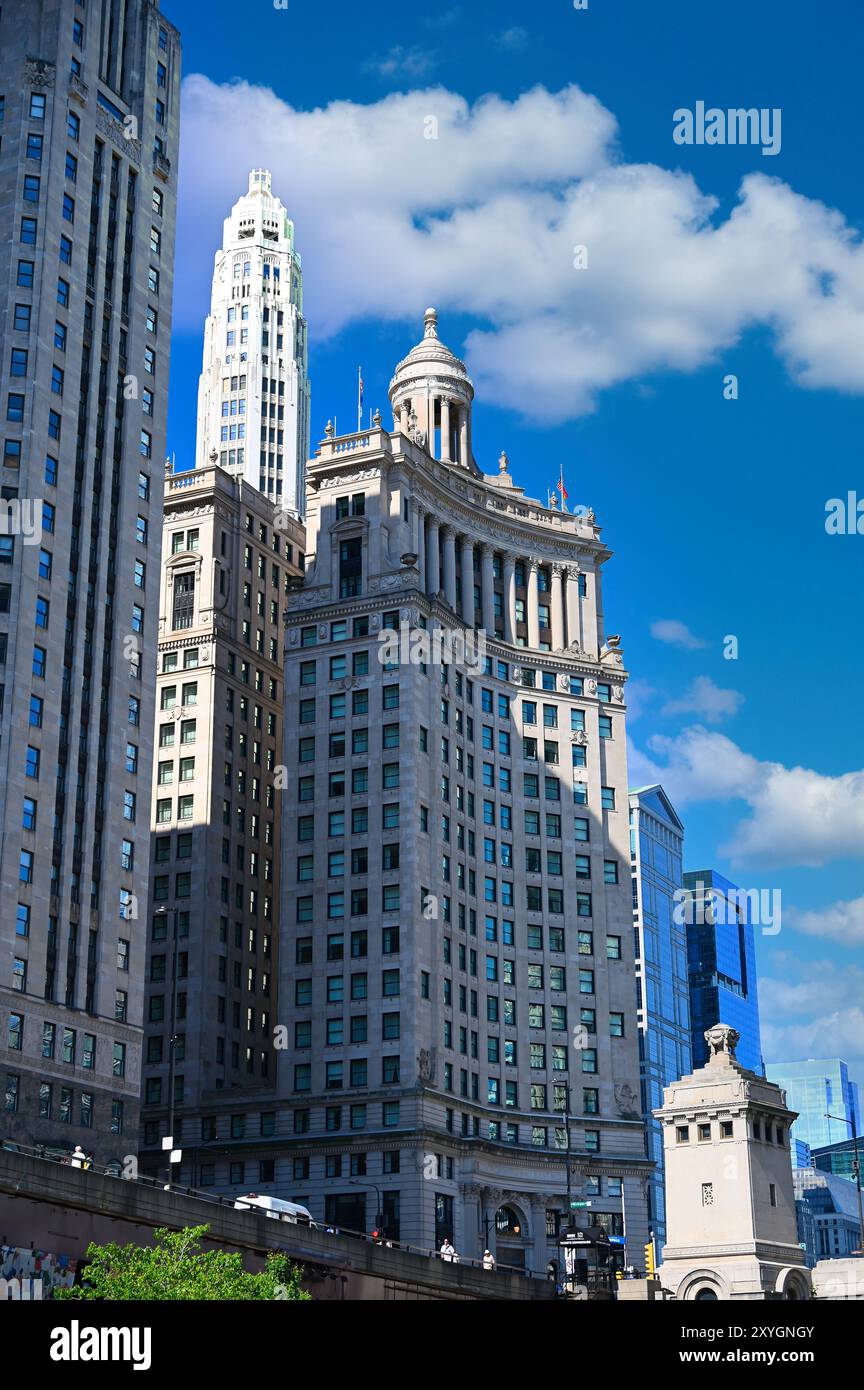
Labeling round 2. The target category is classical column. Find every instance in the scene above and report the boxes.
[550,563,565,651]
[400,401,410,434]
[427,517,440,598]
[414,504,426,592]
[459,408,469,468]
[529,1196,550,1276]
[565,566,581,648]
[443,526,457,610]
[502,553,517,644]
[527,559,540,649]
[460,535,475,624]
[440,397,452,462]
[461,1186,483,1262]
[481,545,496,633]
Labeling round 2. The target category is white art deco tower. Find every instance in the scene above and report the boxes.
[196,170,310,517]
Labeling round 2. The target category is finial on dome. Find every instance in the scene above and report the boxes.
[424,307,439,339]
[498,450,509,474]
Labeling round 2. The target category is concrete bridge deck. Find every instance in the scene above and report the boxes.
[0,1147,555,1301]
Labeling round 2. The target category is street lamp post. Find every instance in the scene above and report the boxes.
[154,905,180,1188]
[825,1111,864,1255]
[564,1083,576,1233]
[348,1179,385,1237]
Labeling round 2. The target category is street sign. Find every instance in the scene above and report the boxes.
[570,1200,592,1209]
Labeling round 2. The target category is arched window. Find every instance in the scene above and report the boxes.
[495,1205,522,1236]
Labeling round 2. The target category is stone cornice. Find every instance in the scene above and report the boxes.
[281,595,630,689]
[663,1242,808,1263]
[308,438,606,562]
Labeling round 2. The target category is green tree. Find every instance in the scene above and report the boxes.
[55,1224,310,1301]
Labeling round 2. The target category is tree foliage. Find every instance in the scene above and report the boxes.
[55,1224,310,1301]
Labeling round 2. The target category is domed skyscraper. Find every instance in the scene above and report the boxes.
[277,310,651,1270]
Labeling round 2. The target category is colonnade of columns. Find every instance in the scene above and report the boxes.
[398,393,470,466]
[410,502,583,651]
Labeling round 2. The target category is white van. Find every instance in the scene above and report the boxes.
[234,1193,315,1226]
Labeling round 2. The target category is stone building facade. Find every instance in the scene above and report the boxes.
[0,0,180,1160]
[269,310,652,1269]
[137,459,304,1176]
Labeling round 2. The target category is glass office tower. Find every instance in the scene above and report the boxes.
[630,785,691,1246]
[681,869,764,1076]
[766,1059,860,1152]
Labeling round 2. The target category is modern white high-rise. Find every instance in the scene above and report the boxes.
[196,170,310,517]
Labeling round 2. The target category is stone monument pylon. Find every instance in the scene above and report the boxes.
[654,1023,811,1300]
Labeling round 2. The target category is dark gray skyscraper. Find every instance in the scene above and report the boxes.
[0,0,181,1159]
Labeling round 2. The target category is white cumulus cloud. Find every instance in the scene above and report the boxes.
[649,620,707,650]
[175,77,864,423]
[787,896,864,947]
[760,959,864,1077]
[663,675,744,723]
[627,725,864,867]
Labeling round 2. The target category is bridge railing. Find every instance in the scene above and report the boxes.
[0,1140,549,1282]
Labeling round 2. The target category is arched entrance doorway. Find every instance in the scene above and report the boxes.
[495,1204,528,1270]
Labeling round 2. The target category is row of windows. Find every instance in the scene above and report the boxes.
[4,1073,124,1132]
[5,1015,126,1075]
[676,1118,787,1145]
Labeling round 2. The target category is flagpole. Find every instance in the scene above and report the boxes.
[357,366,363,434]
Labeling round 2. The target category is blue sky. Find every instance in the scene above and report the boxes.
[163,0,864,1082]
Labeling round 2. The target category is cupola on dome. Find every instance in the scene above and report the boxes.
[389,309,475,468]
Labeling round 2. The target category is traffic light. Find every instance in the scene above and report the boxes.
[644,1238,656,1276]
